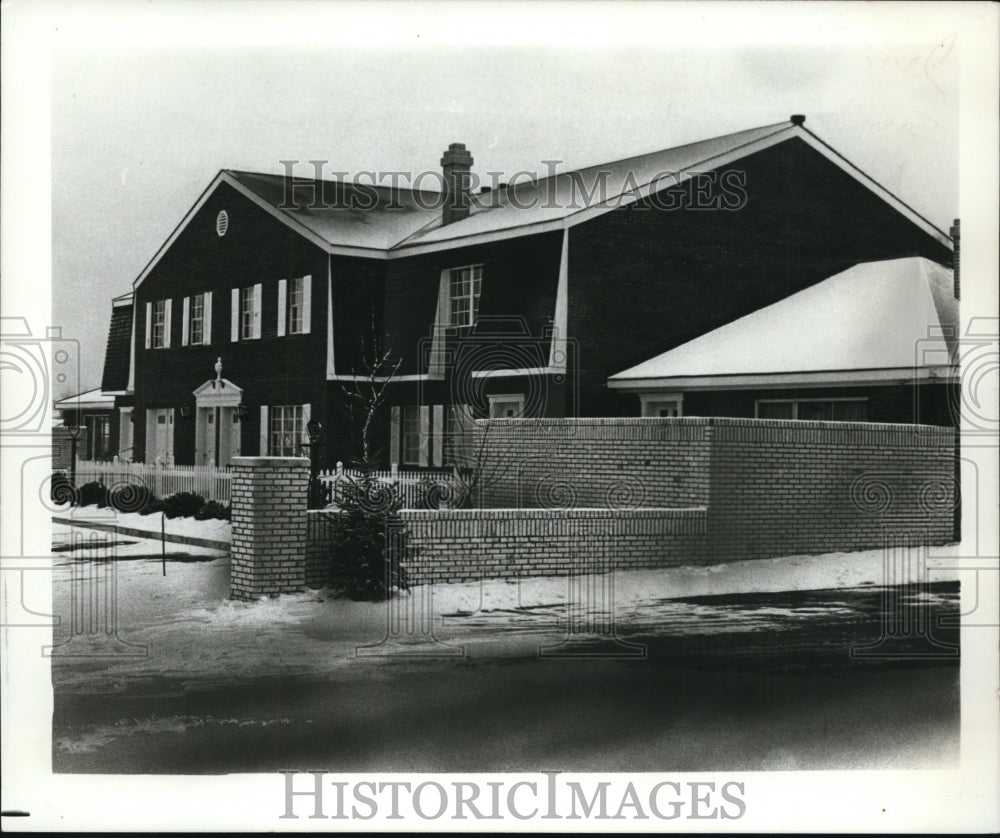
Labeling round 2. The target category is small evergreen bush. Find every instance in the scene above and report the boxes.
[160,491,206,519]
[329,475,410,601]
[195,500,231,521]
[78,481,106,507]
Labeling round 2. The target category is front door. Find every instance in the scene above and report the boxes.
[145,408,175,464]
[196,406,242,466]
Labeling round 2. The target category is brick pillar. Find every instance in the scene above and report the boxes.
[230,456,310,601]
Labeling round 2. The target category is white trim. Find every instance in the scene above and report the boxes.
[181,296,190,346]
[301,403,311,450]
[259,405,269,456]
[127,303,136,391]
[470,366,561,378]
[326,259,335,377]
[277,278,287,337]
[144,302,152,349]
[608,366,959,392]
[548,226,569,371]
[193,377,244,408]
[432,404,444,467]
[418,405,430,467]
[162,298,172,349]
[326,373,445,383]
[203,290,213,344]
[300,274,312,335]
[230,288,239,342]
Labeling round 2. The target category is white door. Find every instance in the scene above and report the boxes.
[146,408,174,464]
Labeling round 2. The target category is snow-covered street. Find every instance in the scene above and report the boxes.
[49,525,961,773]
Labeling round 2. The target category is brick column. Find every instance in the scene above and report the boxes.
[230,456,310,601]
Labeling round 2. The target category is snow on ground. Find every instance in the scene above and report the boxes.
[52,503,231,543]
[49,525,962,693]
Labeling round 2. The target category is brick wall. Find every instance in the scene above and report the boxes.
[474,418,713,509]
[278,418,958,593]
[474,416,957,561]
[306,506,708,587]
[230,456,310,600]
[705,419,957,560]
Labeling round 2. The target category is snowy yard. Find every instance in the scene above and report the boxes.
[50,522,961,692]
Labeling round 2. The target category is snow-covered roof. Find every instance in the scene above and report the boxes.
[608,257,957,390]
[54,388,117,411]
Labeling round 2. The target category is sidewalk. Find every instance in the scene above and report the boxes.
[52,504,230,551]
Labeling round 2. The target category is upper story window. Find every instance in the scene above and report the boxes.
[145,299,172,349]
[152,300,167,348]
[448,264,483,327]
[240,287,255,339]
[189,294,205,344]
[289,277,305,333]
[278,275,312,336]
[231,284,262,341]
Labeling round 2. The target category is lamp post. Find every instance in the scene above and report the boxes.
[304,418,324,509]
[67,423,81,487]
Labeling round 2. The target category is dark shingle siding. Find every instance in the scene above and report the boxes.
[101,303,132,391]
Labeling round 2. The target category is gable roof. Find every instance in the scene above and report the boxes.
[100,295,133,392]
[54,388,116,411]
[132,117,953,288]
[607,256,958,390]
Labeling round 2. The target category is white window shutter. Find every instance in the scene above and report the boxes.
[390,406,400,467]
[203,291,213,344]
[300,403,311,451]
[144,302,152,348]
[277,279,287,337]
[432,405,444,467]
[145,409,156,462]
[163,299,172,348]
[231,288,239,342]
[259,406,269,455]
[418,405,430,467]
[181,297,190,346]
[436,269,450,326]
[166,408,175,463]
[252,283,262,339]
[301,274,312,334]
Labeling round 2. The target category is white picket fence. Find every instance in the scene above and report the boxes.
[317,463,458,509]
[71,461,233,503]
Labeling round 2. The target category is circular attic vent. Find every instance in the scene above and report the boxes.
[216,210,229,237]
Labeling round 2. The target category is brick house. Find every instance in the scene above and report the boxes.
[96,115,953,469]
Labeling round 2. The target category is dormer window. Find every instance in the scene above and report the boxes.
[448,264,483,327]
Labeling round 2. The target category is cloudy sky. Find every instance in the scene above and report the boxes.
[48,3,962,397]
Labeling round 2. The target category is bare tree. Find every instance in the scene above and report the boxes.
[338,312,402,472]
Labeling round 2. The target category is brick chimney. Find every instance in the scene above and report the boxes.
[949,218,960,300]
[441,143,474,225]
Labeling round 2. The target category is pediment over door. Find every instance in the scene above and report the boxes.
[193,378,243,408]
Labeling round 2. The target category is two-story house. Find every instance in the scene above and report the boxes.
[98,115,954,469]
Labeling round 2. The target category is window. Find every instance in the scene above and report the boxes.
[189,293,205,344]
[85,415,111,460]
[449,264,483,327]
[240,287,255,339]
[488,393,525,419]
[269,405,305,456]
[640,394,683,418]
[755,398,868,422]
[401,405,424,466]
[288,277,304,333]
[231,284,261,341]
[152,300,167,348]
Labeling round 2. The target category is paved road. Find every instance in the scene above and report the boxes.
[52,581,960,774]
